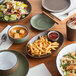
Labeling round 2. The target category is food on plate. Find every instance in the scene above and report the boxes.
[14,33,20,39]
[48,31,59,41]
[9,27,27,39]
[0,0,29,21]
[28,35,59,56]
[60,51,76,76]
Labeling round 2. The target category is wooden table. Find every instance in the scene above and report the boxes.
[0,0,76,76]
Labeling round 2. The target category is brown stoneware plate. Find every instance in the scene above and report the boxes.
[42,0,71,12]
[25,31,64,58]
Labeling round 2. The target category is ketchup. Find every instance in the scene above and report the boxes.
[48,32,58,39]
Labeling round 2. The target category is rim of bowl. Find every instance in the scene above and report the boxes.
[0,51,18,71]
[56,43,76,75]
[8,25,29,40]
[30,13,55,31]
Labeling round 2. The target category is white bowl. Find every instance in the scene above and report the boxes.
[0,52,18,70]
[56,43,76,75]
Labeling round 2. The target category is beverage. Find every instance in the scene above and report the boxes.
[66,17,76,41]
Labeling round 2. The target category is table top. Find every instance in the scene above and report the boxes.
[0,0,76,76]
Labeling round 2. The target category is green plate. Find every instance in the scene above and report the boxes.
[30,13,55,30]
[0,50,29,76]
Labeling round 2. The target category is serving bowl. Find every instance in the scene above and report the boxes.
[0,0,32,22]
[8,25,29,43]
[26,31,64,58]
[0,51,18,75]
[56,43,76,75]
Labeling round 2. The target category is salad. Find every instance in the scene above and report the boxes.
[60,51,76,76]
[0,0,29,21]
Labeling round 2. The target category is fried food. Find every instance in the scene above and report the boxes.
[28,35,59,56]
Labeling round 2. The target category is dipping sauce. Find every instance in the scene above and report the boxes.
[48,31,59,41]
[9,27,27,39]
[49,32,58,39]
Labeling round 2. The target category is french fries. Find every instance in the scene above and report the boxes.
[28,35,59,56]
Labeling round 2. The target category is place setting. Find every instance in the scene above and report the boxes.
[0,0,76,76]
[42,0,76,20]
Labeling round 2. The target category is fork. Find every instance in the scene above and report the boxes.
[61,8,76,16]
[0,33,7,45]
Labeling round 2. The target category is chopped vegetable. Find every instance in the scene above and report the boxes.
[0,0,29,21]
[75,70,76,73]
[66,70,69,76]
[10,15,17,21]
[64,54,76,59]
[66,65,75,70]
[4,15,9,21]
[60,63,70,68]
[0,12,3,17]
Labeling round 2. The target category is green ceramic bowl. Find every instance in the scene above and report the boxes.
[0,50,29,76]
[30,13,55,30]
[8,25,29,43]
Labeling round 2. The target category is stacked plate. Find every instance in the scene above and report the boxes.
[0,50,29,76]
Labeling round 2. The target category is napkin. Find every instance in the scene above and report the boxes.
[0,25,13,50]
[51,0,76,20]
[27,63,52,76]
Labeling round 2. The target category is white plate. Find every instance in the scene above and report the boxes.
[0,52,17,70]
[56,43,76,75]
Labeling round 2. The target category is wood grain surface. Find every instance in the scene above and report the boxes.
[0,0,76,76]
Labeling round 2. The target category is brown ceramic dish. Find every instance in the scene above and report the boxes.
[42,0,71,12]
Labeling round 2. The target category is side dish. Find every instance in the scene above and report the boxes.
[9,27,27,39]
[48,31,59,41]
[0,0,29,21]
[60,51,76,76]
[28,35,59,56]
